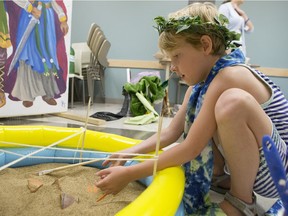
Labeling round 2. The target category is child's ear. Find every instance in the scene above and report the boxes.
[200,35,213,54]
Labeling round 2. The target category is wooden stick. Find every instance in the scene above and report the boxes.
[151,72,175,178]
[96,193,108,202]
[52,112,105,126]
[37,156,158,176]
[152,115,164,179]
[37,157,103,176]
[0,128,85,172]
[79,97,91,162]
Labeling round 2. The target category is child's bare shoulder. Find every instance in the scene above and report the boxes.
[217,65,253,82]
[210,65,256,92]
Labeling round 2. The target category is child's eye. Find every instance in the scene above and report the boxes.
[173,54,179,58]
[174,53,183,59]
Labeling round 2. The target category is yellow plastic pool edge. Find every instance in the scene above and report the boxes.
[0,125,185,216]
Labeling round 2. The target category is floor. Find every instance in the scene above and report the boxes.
[0,102,279,214]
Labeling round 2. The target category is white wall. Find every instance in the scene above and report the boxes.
[71,1,288,102]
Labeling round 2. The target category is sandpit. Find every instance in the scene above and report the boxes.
[0,163,145,216]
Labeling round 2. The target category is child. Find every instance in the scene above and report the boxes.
[96,2,288,215]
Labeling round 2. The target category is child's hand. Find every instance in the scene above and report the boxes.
[102,151,132,167]
[95,166,131,195]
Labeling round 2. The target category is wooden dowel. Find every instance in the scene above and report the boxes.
[153,115,163,179]
[37,157,158,176]
[79,97,92,162]
[152,71,173,179]
[52,112,105,126]
[96,193,108,202]
[38,157,103,176]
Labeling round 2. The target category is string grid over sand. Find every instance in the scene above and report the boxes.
[0,163,145,216]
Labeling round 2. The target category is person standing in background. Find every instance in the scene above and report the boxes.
[218,0,254,58]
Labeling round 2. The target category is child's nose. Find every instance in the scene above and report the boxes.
[170,65,178,72]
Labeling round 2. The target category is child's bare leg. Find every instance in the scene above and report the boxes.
[211,140,231,191]
[212,137,226,176]
[214,88,271,215]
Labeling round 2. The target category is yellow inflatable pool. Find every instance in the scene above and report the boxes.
[0,125,185,216]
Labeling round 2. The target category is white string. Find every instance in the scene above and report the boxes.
[0,149,156,161]
[0,140,155,157]
[0,128,85,172]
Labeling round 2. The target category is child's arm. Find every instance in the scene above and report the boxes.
[101,86,192,167]
[96,84,221,194]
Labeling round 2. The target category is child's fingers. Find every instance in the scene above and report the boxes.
[96,169,110,178]
[102,159,113,167]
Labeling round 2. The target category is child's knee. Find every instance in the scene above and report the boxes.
[215,88,252,122]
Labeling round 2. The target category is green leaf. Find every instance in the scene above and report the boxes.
[176,25,191,34]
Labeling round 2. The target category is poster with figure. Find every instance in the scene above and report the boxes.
[0,0,72,117]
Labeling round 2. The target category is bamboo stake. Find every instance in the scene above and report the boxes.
[79,97,92,162]
[38,157,103,176]
[0,128,85,172]
[151,73,173,179]
[37,156,156,176]
[152,115,164,179]
[52,113,105,126]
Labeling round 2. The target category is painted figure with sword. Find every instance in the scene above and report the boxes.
[0,0,11,108]
[5,0,68,108]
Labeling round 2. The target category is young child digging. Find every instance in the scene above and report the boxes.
[96,2,288,215]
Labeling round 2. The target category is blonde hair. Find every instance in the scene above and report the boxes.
[159,2,226,56]
[169,2,217,22]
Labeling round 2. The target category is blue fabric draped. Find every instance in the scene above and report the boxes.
[183,48,245,215]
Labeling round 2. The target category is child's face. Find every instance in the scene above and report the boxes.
[168,39,210,86]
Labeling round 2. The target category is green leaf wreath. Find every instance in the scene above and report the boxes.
[154,14,241,50]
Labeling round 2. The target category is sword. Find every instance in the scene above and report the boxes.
[7,4,42,76]
[262,135,288,214]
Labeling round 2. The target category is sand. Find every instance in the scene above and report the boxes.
[0,163,145,216]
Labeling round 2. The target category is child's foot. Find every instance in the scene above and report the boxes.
[0,91,6,108]
[220,192,258,216]
[220,199,243,216]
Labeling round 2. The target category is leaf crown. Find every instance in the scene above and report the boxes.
[154,14,241,50]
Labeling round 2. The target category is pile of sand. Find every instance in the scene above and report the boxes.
[0,163,145,216]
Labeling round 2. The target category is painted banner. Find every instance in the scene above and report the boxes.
[0,0,72,117]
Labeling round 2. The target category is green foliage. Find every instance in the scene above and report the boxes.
[154,14,241,50]
[124,76,165,116]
